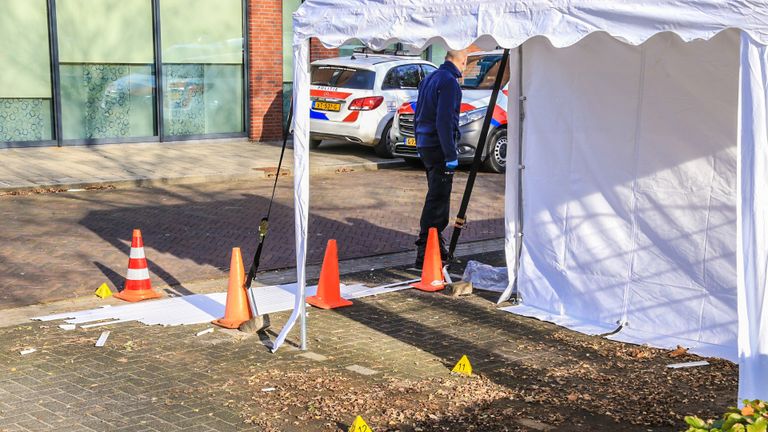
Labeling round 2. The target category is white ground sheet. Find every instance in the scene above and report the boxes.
[32,283,407,327]
[510,31,740,360]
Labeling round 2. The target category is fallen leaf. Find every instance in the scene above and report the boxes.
[669,345,688,357]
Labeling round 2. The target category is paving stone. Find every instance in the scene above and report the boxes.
[345,364,379,376]
[298,352,328,362]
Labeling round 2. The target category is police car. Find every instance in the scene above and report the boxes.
[390,50,511,173]
[309,52,438,157]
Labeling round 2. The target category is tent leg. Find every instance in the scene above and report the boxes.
[511,45,525,304]
[300,301,307,350]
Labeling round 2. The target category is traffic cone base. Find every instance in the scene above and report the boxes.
[114,288,161,302]
[306,239,353,309]
[410,280,445,292]
[306,294,353,310]
[411,227,445,292]
[212,247,252,329]
[212,316,248,329]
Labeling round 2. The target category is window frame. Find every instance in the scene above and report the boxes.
[1,0,248,148]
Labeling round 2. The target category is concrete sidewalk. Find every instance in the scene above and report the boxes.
[0,139,405,192]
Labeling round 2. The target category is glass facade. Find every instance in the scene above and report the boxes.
[0,0,245,146]
[57,0,156,140]
[0,0,53,143]
[160,0,244,136]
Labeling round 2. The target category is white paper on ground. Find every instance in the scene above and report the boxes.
[95,331,110,347]
[33,282,407,328]
[668,361,710,369]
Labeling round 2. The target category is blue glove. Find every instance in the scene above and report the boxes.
[445,159,459,170]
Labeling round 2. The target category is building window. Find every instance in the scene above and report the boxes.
[160,0,244,137]
[1,0,247,147]
[0,0,53,143]
[56,0,156,141]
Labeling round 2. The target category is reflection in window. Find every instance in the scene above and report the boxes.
[57,0,156,140]
[160,0,243,136]
[462,54,511,90]
[311,67,375,90]
[382,64,421,90]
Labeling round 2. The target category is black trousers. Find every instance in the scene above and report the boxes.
[416,145,454,262]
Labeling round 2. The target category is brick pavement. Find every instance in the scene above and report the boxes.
[0,253,737,431]
[0,168,505,309]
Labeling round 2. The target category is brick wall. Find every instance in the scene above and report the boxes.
[310,38,339,61]
[247,0,283,141]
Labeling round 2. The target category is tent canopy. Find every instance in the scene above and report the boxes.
[294,0,768,50]
[282,0,768,403]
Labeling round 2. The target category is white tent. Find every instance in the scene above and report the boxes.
[279,0,768,402]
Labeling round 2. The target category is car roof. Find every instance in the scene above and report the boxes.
[467,49,505,57]
[311,55,434,71]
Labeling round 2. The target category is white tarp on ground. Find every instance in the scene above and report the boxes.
[32,283,408,327]
[288,0,768,401]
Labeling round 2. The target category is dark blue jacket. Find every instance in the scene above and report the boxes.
[414,61,462,161]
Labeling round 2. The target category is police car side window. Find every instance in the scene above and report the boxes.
[398,65,421,89]
[382,68,398,90]
[382,65,421,90]
[421,64,437,79]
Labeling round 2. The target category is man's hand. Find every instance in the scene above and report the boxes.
[445,159,459,170]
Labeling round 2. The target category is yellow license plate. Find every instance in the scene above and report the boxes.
[406,137,416,147]
[313,101,341,112]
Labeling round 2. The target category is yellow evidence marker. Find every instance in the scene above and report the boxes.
[95,283,113,299]
[348,415,373,432]
[452,355,473,376]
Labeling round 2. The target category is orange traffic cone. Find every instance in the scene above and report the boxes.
[115,229,162,302]
[212,247,253,328]
[411,227,445,292]
[307,239,353,309]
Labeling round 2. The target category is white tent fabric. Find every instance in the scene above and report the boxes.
[283,0,768,402]
[511,28,740,357]
[737,32,768,402]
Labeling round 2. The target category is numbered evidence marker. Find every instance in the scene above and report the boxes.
[348,415,373,432]
[451,355,473,376]
[95,283,113,299]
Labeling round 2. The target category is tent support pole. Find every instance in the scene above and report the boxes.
[511,45,525,304]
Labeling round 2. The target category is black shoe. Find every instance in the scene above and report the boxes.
[414,256,424,269]
[444,255,462,269]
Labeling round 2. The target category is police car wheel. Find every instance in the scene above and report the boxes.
[374,121,395,158]
[310,139,322,149]
[483,129,507,173]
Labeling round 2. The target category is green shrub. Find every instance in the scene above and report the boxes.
[684,400,768,432]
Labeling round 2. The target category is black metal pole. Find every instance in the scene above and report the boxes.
[46,0,63,146]
[151,0,164,140]
[447,49,510,260]
[244,101,293,289]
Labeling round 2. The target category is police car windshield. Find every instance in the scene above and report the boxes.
[311,66,376,90]
[461,54,510,90]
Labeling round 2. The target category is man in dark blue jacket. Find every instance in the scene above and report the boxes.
[414,50,468,267]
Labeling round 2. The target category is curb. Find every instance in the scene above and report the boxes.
[0,159,408,194]
[0,238,505,328]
